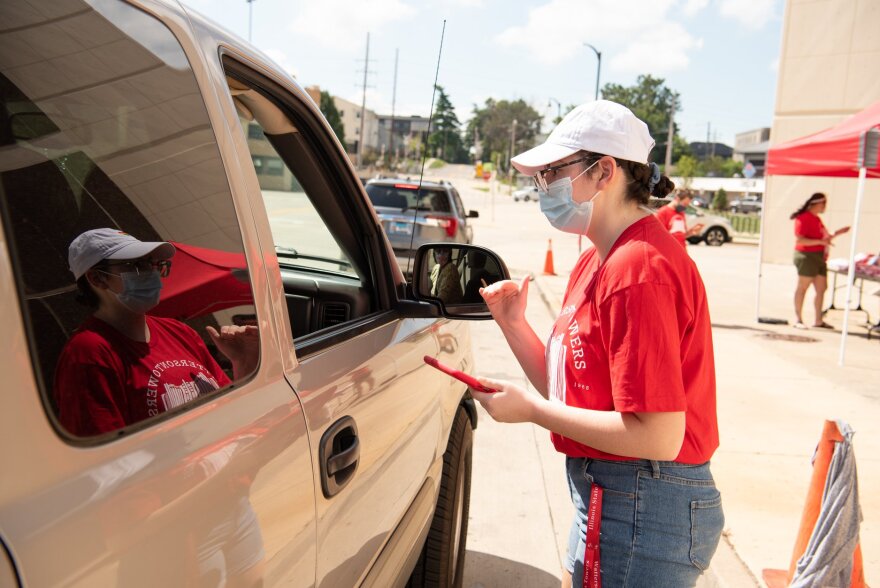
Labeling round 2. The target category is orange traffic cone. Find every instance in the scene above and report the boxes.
[762,420,867,588]
[543,239,556,276]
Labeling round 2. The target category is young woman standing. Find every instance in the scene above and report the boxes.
[790,192,850,329]
[472,101,723,587]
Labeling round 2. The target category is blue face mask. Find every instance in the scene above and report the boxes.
[675,204,687,213]
[116,270,163,313]
[539,162,600,235]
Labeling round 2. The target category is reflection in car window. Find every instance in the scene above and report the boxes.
[0,0,258,439]
[239,119,357,277]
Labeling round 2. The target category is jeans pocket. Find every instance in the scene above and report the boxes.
[690,495,724,570]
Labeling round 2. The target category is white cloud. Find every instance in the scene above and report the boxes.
[719,0,777,30]
[682,0,708,17]
[494,0,700,74]
[290,0,416,52]
[610,22,703,73]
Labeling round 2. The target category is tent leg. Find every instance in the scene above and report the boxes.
[839,167,868,366]
[755,189,768,322]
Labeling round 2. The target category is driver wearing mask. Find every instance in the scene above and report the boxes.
[655,190,703,247]
[54,228,258,436]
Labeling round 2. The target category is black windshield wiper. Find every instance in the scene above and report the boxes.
[275,246,352,268]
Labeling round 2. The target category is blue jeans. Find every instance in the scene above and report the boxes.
[565,457,724,587]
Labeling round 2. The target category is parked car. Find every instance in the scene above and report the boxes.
[365,178,477,276]
[512,186,539,202]
[729,194,763,214]
[690,195,709,208]
[649,199,733,246]
[0,1,509,585]
[686,207,735,246]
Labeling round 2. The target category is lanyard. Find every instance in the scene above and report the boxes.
[583,482,603,588]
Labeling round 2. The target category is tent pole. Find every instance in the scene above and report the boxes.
[755,183,768,322]
[838,166,868,366]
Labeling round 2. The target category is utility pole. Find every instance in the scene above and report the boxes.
[664,98,676,172]
[548,97,561,123]
[389,48,398,168]
[246,0,255,42]
[357,32,370,170]
[706,122,711,161]
[508,118,517,195]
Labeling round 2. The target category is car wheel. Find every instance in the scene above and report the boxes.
[408,407,472,588]
[686,236,702,245]
[524,195,530,202]
[705,227,727,246]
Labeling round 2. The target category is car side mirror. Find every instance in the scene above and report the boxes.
[412,243,510,320]
[467,210,479,218]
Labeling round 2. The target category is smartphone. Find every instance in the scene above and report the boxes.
[423,356,497,393]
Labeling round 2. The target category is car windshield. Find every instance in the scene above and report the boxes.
[366,184,451,212]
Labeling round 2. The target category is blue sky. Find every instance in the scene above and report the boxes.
[182,0,784,147]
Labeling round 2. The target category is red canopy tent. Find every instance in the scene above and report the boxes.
[152,242,253,321]
[765,101,880,364]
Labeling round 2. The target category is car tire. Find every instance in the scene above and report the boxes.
[686,236,702,245]
[524,195,530,202]
[408,407,472,588]
[705,227,727,247]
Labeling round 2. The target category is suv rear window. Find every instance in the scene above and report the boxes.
[366,184,451,213]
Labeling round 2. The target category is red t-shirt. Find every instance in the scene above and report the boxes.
[54,315,230,436]
[546,215,718,464]
[654,204,688,246]
[794,211,828,254]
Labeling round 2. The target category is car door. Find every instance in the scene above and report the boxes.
[0,1,317,586]
[212,55,473,586]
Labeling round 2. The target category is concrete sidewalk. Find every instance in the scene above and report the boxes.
[524,246,879,586]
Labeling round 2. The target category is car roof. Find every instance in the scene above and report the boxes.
[365,177,451,189]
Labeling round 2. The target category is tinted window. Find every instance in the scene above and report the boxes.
[365,184,451,213]
[0,0,258,439]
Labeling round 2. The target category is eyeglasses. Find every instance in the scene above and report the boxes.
[97,259,172,278]
[533,155,594,191]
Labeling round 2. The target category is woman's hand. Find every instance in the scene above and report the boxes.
[480,275,530,327]
[207,325,259,378]
[470,376,541,424]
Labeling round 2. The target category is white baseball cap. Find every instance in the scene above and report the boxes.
[69,228,175,280]
[511,100,656,175]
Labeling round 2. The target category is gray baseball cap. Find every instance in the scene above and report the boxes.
[68,228,175,280]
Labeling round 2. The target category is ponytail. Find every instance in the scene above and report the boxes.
[790,192,826,220]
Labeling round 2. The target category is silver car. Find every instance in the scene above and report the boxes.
[686,207,735,246]
[365,179,477,276]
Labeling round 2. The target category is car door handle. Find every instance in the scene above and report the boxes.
[326,437,359,476]
[319,416,359,498]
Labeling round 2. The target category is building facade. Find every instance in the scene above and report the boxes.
[763,0,880,264]
[734,128,770,177]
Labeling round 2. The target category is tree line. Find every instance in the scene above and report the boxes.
[318,75,747,177]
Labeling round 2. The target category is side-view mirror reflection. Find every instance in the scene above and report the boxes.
[412,244,510,319]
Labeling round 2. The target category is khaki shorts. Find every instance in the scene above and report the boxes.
[794,250,827,277]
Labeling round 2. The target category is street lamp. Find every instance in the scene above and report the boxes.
[583,42,602,101]
[246,0,255,43]
[547,97,561,123]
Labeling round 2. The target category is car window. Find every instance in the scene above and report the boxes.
[365,184,452,213]
[238,118,357,277]
[0,0,259,440]
[451,188,466,217]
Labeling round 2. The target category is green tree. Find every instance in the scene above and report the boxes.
[427,85,466,163]
[676,155,700,188]
[601,75,681,163]
[464,99,543,173]
[712,187,728,211]
[319,91,345,145]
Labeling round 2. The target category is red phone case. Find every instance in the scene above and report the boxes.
[423,356,497,393]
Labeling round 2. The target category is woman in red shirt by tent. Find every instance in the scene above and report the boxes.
[791,192,850,329]
[471,101,723,587]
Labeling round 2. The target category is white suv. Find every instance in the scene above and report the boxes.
[0,1,505,586]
